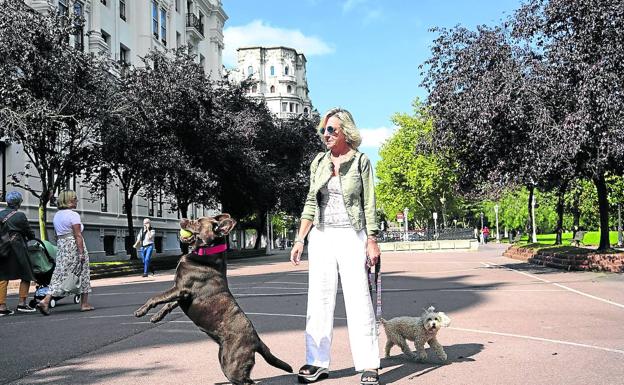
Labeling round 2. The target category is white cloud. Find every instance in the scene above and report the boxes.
[359,126,397,149]
[223,20,334,67]
[343,0,367,12]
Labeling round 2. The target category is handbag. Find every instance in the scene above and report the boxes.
[0,210,19,260]
[133,238,141,249]
[59,262,83,294]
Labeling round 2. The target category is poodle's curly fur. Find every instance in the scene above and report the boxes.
[381,306,451,362]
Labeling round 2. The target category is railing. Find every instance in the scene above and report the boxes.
[378,228,475,242]
[186,13,204,36]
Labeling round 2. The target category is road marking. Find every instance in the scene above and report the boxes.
[481,262,624,309]
[439,289,564,292]
[449,326,624,355]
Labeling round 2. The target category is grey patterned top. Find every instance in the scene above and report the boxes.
[318,176,352,228]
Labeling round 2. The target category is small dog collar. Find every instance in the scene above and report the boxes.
[196,243,227,256]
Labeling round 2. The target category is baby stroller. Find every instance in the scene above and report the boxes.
[27,239,80,309]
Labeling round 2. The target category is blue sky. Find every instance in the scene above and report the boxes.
[223,0,523,168]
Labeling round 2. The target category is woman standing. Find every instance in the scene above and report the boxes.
[290,108,381,385]
[0,191,36,315]
[136,218,155,277]
[37,190,94,315]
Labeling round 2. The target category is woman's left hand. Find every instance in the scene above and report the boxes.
[366,238,380,266]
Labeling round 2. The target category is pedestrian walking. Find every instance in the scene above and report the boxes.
[290,107,381,385]
[135,218,155,277]
[0,191,37,315]
[37,190,94,315]
[482,226,490,244]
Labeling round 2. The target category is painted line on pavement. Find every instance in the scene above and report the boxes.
[481,262,624,309]
[450,326,624,355]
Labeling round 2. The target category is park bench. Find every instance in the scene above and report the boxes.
[570,231,586,247]
[512,233,522,243]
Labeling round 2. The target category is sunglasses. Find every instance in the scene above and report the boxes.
[319,125,339,136]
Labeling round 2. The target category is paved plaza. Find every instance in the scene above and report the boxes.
[1,244,623,385]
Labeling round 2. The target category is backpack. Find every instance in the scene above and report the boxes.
[0,210,18,260]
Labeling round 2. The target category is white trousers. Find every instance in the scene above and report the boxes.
[305,226,380,371]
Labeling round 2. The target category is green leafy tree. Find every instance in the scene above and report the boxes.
[0,1,111,239]
[376,101,457,228]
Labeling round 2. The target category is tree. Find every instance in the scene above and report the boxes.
[0,1,111,239]
[376,100,458,228]
[514,0,624,250]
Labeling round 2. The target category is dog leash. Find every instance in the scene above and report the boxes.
[368,256,382,335]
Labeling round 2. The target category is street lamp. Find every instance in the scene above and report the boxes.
[480,212,484,244]
[433,212,438,239]
[494,204,500,243]
[404,207,409,241]
[440,196,446,228]
[618,203,623,247]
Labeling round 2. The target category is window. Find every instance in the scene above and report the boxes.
[304,107,309,116]
[247,66,253,76]
[103,236,116,256]
[270,85,275,93]
[100,0,107,5]
[101,30,111,55]
[284,66,289,75]
[73,2,84,51]
[119,44,130,66]
[100,176,108,212]
[158,190,163,217]
[149,198,154,217]
[160,8,167,45]
[251,85,257,93]
[58,0,69,16]
[175,0,179,12]
[152,1,158,39]
[270,66,275,76]
[176,31,182,47]
[282,102,287,112]
[290,103,294,112]
[199,54,205,69]
[287,85,292,93]
[119,0,126,21]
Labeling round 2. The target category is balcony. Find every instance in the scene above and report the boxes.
[278,74,296,83]
[186,13,204,40]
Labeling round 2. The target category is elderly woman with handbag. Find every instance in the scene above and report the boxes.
[290,108,381,385]
[37,190,94,315]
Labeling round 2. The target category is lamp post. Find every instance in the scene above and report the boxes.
[433,212,438,239]
[618,203,623,247]
[404,207,409,241]
[440,196,446,228]
[494,204,500,243]
[480,212,484,244]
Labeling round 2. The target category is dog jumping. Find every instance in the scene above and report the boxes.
[381,306,451,362]
[134,214,293,385]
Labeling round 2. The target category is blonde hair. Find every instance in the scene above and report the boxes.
[57,190,77,209]
[317,107,362,149]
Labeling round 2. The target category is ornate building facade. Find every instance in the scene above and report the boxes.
[232,46,314,119]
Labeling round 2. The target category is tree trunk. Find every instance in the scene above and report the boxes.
[254,212,266,250]
[125,196,138,259]
[571,186,580,237]
[38,201,48,241]
[527,185,536,243]
[593,173,611,251]
[178,203,189,255]
[554,182,567,245]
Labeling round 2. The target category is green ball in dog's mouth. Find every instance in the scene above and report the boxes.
[180,229,193,238]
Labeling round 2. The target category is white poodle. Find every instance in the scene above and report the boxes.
[381,306,451,362]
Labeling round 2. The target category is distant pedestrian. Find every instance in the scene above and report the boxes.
[290,107,381,385]
[0,191,37,315]
[135,218,155,277]
[482,226,490,244]
[37,190,94,315]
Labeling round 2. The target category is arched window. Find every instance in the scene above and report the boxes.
[284,66,289,75]
[304,107,309,116]
[270,85,275,93]
[247,65,253,75]
[251,85,257,93]
[270,66,275,76]
[287,85,292,93]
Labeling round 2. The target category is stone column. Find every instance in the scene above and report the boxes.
[88,0,108,54]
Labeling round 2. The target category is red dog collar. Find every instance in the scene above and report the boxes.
[196,243,227,256]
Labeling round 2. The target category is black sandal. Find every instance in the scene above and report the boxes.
[298,365,329,383]
[360,370,379,385]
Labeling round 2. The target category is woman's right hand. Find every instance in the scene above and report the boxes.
[290,242,304,266]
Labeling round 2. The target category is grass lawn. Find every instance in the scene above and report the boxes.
[510,231,623,252]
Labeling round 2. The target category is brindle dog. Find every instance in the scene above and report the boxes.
[134,214,292,385]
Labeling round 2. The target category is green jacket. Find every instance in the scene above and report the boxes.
[301,151,379,236]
